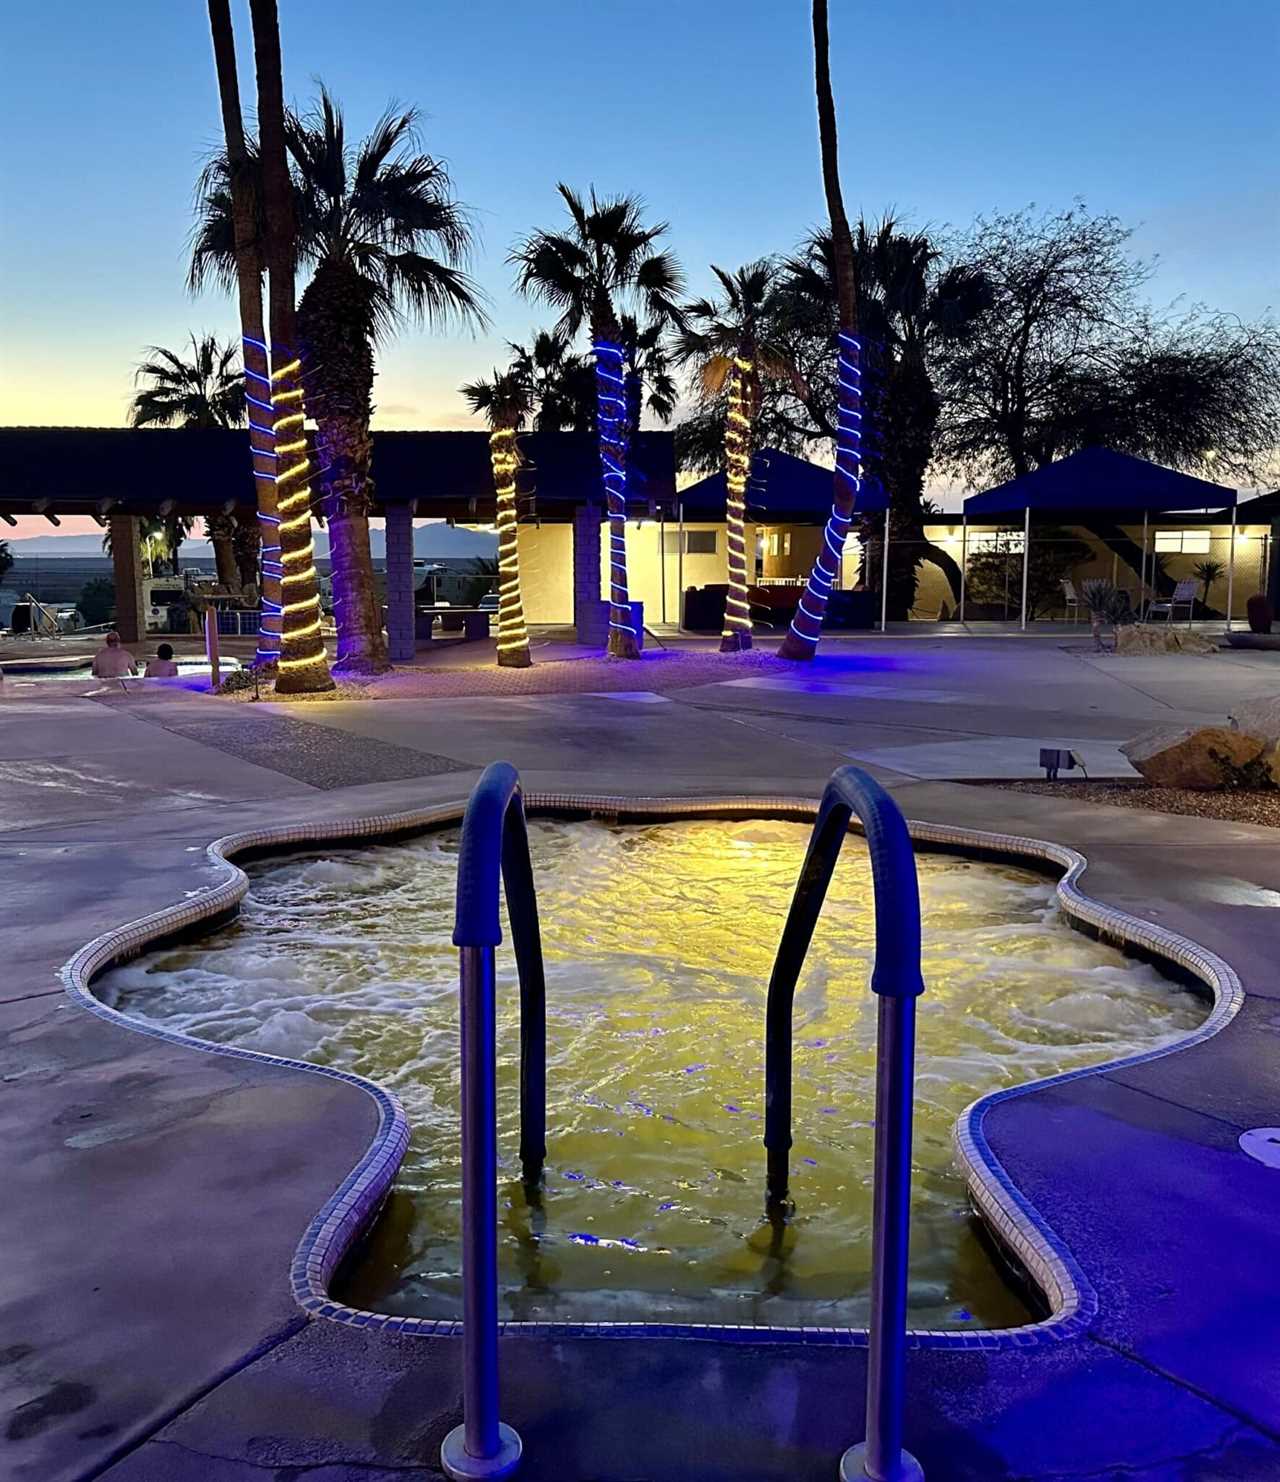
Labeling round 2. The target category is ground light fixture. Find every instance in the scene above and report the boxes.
[1039,748,1087,781]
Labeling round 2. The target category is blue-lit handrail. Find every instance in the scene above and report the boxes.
[442,760,545,1481]
[763,765,925,1482]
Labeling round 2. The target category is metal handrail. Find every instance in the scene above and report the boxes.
[441,761,548,1481]
[763,765,926,1482]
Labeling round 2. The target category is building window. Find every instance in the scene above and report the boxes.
[782,532,792,556]
[768,532,780,556]
[1154,530,1212,554]
[662,531,718,555]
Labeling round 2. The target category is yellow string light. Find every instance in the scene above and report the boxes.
[267,351,329,689]
[719,357,754,650]
[488,424,531,667]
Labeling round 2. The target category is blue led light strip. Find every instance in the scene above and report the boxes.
[244,334,282,663]
[787,332,862,648]
[594,338,635,639]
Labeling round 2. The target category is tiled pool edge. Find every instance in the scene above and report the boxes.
[59,791,1243,1358]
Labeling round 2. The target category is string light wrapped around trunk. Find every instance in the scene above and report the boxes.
[784,331,862,654]
[243,333,282,665]
[594,337,639,658]
[268,354,332,691]
[720,356,754,652]
[490,423,532,667]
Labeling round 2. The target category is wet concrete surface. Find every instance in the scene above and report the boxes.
[2,636,1279,1479]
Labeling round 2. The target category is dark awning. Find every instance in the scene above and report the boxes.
[678,446,889,522]
[963,447,1235,518]
[0,427,676,521]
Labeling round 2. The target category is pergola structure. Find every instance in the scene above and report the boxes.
[961,447,1238,628]
[0,428,676,650]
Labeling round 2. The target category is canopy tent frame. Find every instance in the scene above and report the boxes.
[961,448,1237,630]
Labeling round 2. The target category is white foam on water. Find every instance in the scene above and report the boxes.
[99,817,1205,1331]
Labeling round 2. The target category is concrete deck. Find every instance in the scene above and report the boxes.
[4,636,1280,1480]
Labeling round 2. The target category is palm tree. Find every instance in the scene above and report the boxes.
[508,330,595,432]
[778,0,860,660]
[246,0,332,694]
[201,0,280,662]
[780,223,991,616]
[511,185,683,658]
[676,261,795,651]
[618,314,678,444]
[461,370,534,668]
[284,89,488,674]
[1193,558,1225,609]
[130,333,242,587]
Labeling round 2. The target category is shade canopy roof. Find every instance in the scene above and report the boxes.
[679,446,889,522]
[963,447,1235,518]
[0,427,676,520]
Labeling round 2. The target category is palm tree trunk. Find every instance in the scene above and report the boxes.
[206,0,282,666]
[490,420,532,668]
[316,411,386,674]
[205,514,241,590]
[298,263,388,673]
[248,0,332,694]
[778,0,861,661]
[593,310,640,659]
[325,500,386,673]
[720,358,754,652]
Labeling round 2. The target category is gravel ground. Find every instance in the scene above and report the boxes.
[992,779,1280,828]
[221,645,795,703]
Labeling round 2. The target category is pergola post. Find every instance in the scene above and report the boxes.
[1140,510,1149,619]
[659,507,667,623]
[1019,506,1030,630]
[959,515,967,624]
[676,501,685,630]
[573,502,606,645]
[108,513,146,646]
[880,508,890,632]
[384,501,417,664]
[1226,504,1237,632]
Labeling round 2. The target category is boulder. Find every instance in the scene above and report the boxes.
[1229,696,1280,743]
[1114,626,1218,656]
[1227,696,1280,785]
[1121,725,1264,789]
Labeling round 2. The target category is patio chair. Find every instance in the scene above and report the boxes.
[1145,578,1197,624]
[1061,578,1081,622]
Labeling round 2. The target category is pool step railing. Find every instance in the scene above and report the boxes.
[446,761,926,1481]
[764,765,926,1482]
[444,760,547,1480]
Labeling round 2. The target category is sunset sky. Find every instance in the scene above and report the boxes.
[2,0,1277,538]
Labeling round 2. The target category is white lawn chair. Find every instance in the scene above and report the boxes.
[1061,578,1081,623]
[1146,578,1197,624]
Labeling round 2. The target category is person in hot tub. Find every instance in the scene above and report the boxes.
[145,642,180,678]
[91,631,138,679]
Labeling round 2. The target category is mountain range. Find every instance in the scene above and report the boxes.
[4,522,498,559]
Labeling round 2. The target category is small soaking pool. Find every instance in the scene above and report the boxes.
[96,816,1206,1332]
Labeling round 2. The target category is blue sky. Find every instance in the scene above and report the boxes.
[1,0,1277,532]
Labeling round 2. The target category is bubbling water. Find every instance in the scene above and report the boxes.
[99,818,1205,1330]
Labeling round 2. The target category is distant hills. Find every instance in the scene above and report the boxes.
[4,521,498,559]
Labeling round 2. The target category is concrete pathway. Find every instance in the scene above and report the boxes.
[3,637,1280,1480]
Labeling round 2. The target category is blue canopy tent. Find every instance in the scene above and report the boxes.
[960,447,1237,628]
[679,448,893,627]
